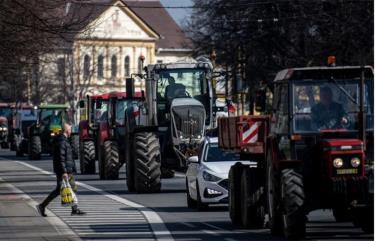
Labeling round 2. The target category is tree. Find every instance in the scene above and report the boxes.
[187,0,374,113]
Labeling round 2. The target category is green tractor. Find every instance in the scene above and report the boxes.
[28,104,79,160]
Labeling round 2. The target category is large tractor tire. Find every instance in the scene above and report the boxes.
[241,167,265,228]
[133,132,161,193]
[101,140,120,180]
[333,207,351,222]
[266,150,283,235]
[71,134,79,160]
[281,169,306,239]
[80,141,96,174]
[126,139,135,192]
[28,136,41,160]
[229,163,243,226]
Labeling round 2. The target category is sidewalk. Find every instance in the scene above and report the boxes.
[0,177,81,241]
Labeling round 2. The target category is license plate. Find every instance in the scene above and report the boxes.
[337,169,358,175]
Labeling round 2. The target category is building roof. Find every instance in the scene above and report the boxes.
[62,0,192,50]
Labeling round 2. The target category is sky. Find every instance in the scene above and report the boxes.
[160,0,193,27]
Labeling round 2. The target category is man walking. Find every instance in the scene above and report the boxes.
[37,123,85,216]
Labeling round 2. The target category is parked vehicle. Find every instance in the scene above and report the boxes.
[186,137,256,210]
[10,104,38,156]
[28,104,79,160]
[123,60,219,193]
[78,94,109,174]
[0,103,12,148]
[220,62,373,239]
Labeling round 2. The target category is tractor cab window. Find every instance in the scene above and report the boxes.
[94,100,108,122]
[40,109,70,126]
[0,108,11,118]
[156,69,209,125]
[292,80,374,132]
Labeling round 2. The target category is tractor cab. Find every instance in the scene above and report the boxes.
[37,104,70,137]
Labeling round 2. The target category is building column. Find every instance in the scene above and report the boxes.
[92,46,97,85]
[118,46,123,85]
[132,46,136,74]
[105,46,110,82]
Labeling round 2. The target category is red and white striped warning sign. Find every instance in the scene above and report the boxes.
[243,122,260,143]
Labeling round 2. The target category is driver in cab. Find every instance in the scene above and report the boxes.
[164,74,187,101]
[311,86,349,129]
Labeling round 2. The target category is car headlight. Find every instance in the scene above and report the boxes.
[50,132,55,136]
[0,127,3,131]
[351,157,361,168]
[333,158,344,168]
[202,171,221,182]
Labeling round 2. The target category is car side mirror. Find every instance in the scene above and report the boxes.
[187,156,199,163]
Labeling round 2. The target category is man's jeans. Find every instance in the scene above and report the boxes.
[41,174,77,211]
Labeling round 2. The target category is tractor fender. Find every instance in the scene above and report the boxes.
[79,120,90,141]
[98,122,110,146]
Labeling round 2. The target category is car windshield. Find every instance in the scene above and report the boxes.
[0,108,12,118]
[292,79,374,132]
[205,143,240,162]
[40,109,68,125]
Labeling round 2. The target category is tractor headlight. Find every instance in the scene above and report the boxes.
[333,158,344,168]
[350,157,361,168]
[50,132,55,137]
[202,171,221,182]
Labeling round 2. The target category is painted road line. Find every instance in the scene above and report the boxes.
[0,176,80,240]
[16,160,174,241]
[202,222,226,231]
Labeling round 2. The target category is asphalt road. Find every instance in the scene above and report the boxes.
[0,148,373,241]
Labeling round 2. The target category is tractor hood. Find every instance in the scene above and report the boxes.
[170,98,206,144]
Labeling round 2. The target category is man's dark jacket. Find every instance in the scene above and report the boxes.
[53,134,75,175]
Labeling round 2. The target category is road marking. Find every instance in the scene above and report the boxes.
[16,160,174,241]
[174,172,185,178]
[0,176,80,240]
[202,222,226,231]
[202,229,219,236]
[225,238,237,241]
[180,222,196,228]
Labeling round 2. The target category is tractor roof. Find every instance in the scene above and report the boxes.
[0,103,11,108]
[39,104,69,109]
[274,65,374,82]
[92,92,142,100]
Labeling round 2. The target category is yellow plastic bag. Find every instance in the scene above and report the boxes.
[60,179,78,206]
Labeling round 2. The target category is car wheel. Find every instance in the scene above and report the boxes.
[186,178,197,208]
[196,181,208,211]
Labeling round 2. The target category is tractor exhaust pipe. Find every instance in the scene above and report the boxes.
[126,78,135,99]
[359,67,366,151]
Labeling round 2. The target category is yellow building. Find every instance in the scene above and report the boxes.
[35,0,192,103]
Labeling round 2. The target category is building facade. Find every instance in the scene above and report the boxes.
[35,0,192,104]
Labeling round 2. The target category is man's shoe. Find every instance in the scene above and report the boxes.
[36,204,47,217]
[71,209,86,216]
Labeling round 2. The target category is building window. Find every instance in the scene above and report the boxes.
[97,55,104,79]
[83,55,91,80]
[111,55,117,79]
[124,56,130,77]
[57,57,65,81]
[157,60,163,64]
[138,56,144,74]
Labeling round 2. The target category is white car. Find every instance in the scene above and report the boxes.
[186,137,256,210]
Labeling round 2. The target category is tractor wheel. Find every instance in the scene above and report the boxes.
[133,132,161,193]
[241,167,265,229]
[333,207,351,222]
[1,142,9,149]
[126,140,135,192]
[281,169,306,239]
[266,150,283,235]
[229,163,243,226]
[80,141,96,174]
[352,194,374,233]
[186,178,197,208]
[29,136,41,160]
[71,135,79,160]
[102,140,120,180]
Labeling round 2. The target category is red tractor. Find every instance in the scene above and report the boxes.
[221,64,374,239]
[78,94,109,174]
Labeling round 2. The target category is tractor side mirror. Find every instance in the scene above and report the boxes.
[255,89,267,113]
[187,156,199,164]
[79,100,85,108]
